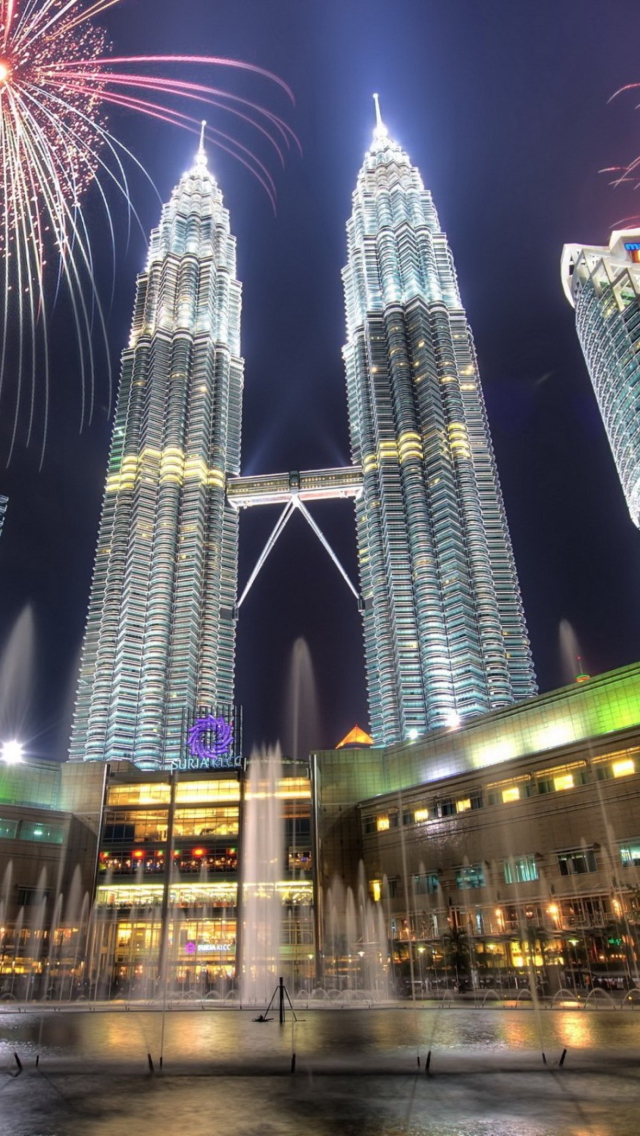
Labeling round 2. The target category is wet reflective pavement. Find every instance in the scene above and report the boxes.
[0,1008,639,1134]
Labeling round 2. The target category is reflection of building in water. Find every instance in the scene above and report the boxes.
[2,661,640,994]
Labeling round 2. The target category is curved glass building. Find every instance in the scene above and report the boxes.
[69,141,243,768]
[562,230,640,527]
[342,103,536,745]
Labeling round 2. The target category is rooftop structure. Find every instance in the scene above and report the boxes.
[562,229,640,527]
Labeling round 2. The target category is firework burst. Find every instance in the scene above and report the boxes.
[601,83,640,228]
[0,0,297,463]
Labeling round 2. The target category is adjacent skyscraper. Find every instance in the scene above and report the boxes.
[69,139,243,768]
[342,101,536,744]
[562,230,640,528]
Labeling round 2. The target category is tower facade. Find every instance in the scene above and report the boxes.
[342,105,536,745]
[561,230,640,528]
[69,142,243,768]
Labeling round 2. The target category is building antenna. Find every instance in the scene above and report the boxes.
[196,119,207,165]
[373,92,384,131]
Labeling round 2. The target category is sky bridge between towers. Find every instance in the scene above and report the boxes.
[226,466,364,610]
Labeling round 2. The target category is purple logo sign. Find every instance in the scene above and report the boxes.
[187,714,233,764]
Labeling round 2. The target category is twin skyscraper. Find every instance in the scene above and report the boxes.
[69,104,536,769]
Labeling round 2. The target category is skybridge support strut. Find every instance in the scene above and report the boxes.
[292,496,360,601]
[237,500,296,609]
[235,494,361,610]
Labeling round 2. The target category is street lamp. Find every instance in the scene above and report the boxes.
[1,740,23,764]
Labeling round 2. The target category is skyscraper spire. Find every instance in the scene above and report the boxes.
[196,119,207,167]
[373,92,383,129]
[372,92,388,141]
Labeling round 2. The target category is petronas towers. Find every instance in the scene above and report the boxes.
[344,103,536,743]
[70,103,535,766]
[70,141,243,768]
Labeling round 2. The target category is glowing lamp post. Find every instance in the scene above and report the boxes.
[1,740,24,764]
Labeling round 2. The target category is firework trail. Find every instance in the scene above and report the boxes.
[0,0,297,463]
[601,83,640,227]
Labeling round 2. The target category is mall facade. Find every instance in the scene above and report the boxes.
[0,661,639,995]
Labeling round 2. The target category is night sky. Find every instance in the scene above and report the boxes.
[1,0,640,761]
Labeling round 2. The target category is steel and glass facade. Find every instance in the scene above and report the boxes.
[343,112,535,745]
[562,230,640,527]
[69,145,243,768]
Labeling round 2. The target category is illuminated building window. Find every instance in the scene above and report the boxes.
[413,807,429,823]
[455,864,485,890]
[612,759,635,778]
[557,848,597,876]
[553,774,574,792]
[536,763,588,795]
[370,879,382,903]
[20,821,65,844]
[108,784,171,806]
[620,842,640,867]
[413,873,439,895]
[376,815,390,832]
[175,780,240,803]
[0,817,18,839]
[501,786,520,803]
[504,856,538,884]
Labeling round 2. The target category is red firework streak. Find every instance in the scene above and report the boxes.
[0,0,298,462]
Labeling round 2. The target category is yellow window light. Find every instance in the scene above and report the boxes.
[612,759,635,778]
[553,774,574,791]
[414,808,429,823]
[501,786,520,803]
[371,879,382,903]
[376,815,390,832]
[456,798,472,812]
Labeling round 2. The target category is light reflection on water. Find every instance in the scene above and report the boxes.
[2,1007,640,1062]
[0,1011,639,1136]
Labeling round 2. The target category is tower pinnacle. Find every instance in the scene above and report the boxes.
[195,119,207,168]
[372,93,387,140]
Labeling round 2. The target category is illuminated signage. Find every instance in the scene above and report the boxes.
[170,711,243,771]
[624,242,640,251]
[188,714,233,760]
[183,940,232,955]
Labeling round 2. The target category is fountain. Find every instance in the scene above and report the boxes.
[320,867,390,1000]
[559,618,590,685]
[239,746,284,1003]
[282,636,320,761]
[0,604,35,739]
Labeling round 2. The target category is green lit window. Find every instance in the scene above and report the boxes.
[20,821,65,844]
[413,873,439,895]
[620,843,640,867]
[0,817,18,839]
[504,856,538,884]
[456,864,485,890]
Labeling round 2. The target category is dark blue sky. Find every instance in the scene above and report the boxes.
[1,0,640,758]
